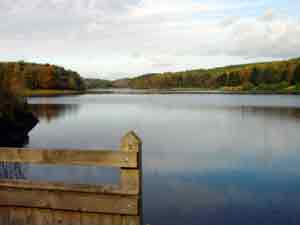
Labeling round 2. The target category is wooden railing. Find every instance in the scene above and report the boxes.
[0,131,142,225]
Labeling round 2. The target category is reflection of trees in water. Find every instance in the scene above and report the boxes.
[240,106,300,121]
[0,135,29,147]
[0,137,28,179]
[0,135,28,180]
[0,162,26,179]
[29,104,79,122]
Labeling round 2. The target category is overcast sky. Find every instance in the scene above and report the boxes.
[1,0,300,79]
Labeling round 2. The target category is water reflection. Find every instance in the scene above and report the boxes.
[29,104,80,122]
[0,162,26,179]
[240,106,300,121]
[0,136,28,180]
[0,135,29,147]
[144,172,300,225]
[21,164,119,185]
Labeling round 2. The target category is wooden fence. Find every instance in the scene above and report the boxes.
[0,131,142,225]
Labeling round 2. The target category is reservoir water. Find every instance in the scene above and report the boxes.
[20,94,300,225]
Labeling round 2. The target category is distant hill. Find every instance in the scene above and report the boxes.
[114,58,300,91]
[85,78,113,89]
[112,78,131,88]
[0,61,86,92]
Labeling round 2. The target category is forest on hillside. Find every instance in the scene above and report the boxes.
[117,58,300,91]
[2,58,300,92]
[0,61,86,92]
[85,78,113,89]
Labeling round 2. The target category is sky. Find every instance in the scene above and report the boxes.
[0,0,300,80]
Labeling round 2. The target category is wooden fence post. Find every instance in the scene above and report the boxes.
[120,131,142,225]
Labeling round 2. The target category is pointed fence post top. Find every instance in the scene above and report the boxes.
[121,131,142,152]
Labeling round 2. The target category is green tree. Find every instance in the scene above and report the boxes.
[227,72,242,86]
[250,67,260,85]
[292,64,300,84]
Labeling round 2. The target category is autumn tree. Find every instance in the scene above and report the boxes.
[292,64,300,84]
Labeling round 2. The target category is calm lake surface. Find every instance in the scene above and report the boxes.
[22,94,300,225]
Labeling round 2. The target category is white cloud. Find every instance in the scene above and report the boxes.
[129,0,213,17]
[0,1,299,79]
[226,11,300,59]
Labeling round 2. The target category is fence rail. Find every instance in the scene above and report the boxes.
[0,131,142,225]
[0,149,138,168]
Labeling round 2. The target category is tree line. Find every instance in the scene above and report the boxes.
[2,58,300,92]
[0,61,86,92]
[85,78,113,89]
[119,58,300,91]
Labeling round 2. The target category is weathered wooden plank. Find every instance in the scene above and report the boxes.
[53,211,81,225]
[0,148,137,168]
[81,214,122,225]
[52,211,66,225]
[28,208,53,225]
[112,215,122,225]
[0,179,129,195]
[0,207,140,225]
[0,188,138,215]
[120,170,140,195]
[81,213,100,225]
[98,214,114,225]
[0,207,10,225]
[121,216,140,225]
[8,207,28,225]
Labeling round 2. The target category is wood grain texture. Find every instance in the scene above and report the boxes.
[8,207,28,225]
[0,148,137,168]
[0,207,140,225]
[0,179,131,195]
[120,132,142,154]
[120,170,140,195]
[27,209,53,225]
[53,211,81,225]
[81,213,100,225]
[0,207,10,225]
[0,188,138,215]
[120,131,142,223]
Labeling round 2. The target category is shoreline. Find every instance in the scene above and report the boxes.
[86,89,300,95]
[23,89,86,97]
[23,89,300,97]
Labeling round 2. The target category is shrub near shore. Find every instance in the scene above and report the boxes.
[0,77,38,146]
